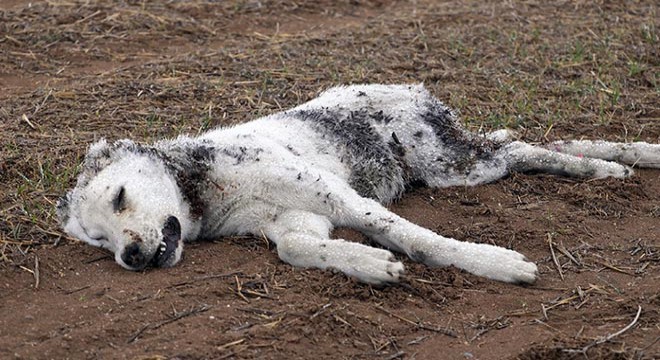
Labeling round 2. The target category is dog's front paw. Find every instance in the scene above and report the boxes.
[488,250,538,284]
[341,245,405,284]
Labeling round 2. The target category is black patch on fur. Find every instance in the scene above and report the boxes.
[291,108,408,201]
[409,249,428,263]
[389,132,405,155]
[391,132,401,145]
[370,110,392,124]
[220,146,263,165]
[155,141,216,220]
[413,130,424,139]
[421,100,499,174]
[176,145,215,219]
[388,132,412,183]
[187,144,215,164]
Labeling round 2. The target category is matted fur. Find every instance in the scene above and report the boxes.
[57,84,660,284]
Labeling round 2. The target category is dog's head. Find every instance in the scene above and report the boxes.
[57,139,200,270]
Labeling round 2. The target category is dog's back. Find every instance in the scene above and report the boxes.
[202,84,498,203]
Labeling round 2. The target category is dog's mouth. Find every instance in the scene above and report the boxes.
[151,236,179,267]
[151,216,181,267]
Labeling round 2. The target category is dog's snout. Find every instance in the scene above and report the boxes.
[162,215,181,241]
[121,242,147,269]
[123,229,143,243]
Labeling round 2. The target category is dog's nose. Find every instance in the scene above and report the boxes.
[121,242,147,269]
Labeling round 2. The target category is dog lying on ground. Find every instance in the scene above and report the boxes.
[57,84,660,284]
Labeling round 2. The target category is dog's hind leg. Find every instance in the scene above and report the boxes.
[540,140,660,168]
[502,141,634,179]
[262,209,404,284]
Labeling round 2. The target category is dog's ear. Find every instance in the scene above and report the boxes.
[81,138,142,172]
[82,138,114,174]
[57,139,115,225]
[82,138,152,175]
[56,191,72,225]
[114,139,138,152]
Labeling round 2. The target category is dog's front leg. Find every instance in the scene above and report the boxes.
[261,209,404,284]
[325,191,538,284]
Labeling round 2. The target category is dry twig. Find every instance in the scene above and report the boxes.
[33,255,40,289]
[563,305,642,355]
[547,233,564,281]
[127,304,211,343]
[375,305,457,338]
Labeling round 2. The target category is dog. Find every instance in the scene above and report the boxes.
[57,84,660,284]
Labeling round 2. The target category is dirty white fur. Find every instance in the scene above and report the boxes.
[57,84,660,285]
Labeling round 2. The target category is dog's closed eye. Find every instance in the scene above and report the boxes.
[112,186,127,213]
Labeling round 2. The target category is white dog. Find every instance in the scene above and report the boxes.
[57,84,660,284]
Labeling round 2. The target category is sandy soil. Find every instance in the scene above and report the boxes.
[1,1,658,359]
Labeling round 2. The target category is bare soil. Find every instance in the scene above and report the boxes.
[1,1,658,359]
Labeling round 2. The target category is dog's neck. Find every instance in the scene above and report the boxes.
[155,140,216,227]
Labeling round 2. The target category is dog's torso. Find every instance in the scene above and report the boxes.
[159,84,499,240]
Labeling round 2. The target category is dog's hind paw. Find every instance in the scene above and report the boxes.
[455,243,538,284]
[591,160,633,179]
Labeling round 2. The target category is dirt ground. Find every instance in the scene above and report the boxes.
[1,1,659,359]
